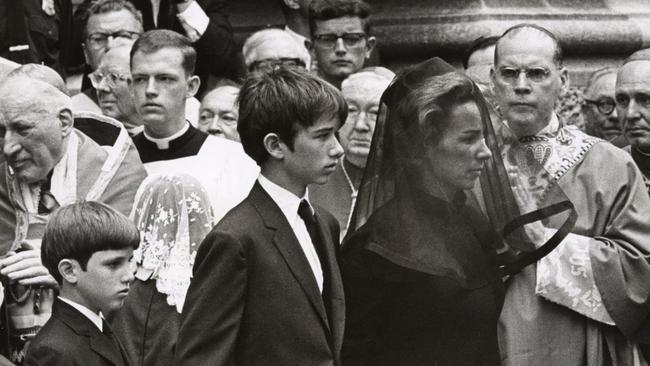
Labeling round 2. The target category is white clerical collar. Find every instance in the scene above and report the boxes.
[143,122,190,150]
[504,114,560,137]
[258,173,312,220]
[58,296,104,331]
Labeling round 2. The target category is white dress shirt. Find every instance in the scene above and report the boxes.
[257,174,324,292]
[58,296,104,331]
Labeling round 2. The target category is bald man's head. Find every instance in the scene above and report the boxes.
[7,64,68,94]
[0,77,74,184]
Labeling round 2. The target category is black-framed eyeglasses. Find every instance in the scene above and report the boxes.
[89,70,130,89]
[248,57,307,72]
[86,31,140,48]
[313,33,367,49]
[584,97,615,115]
[497,67,552,84]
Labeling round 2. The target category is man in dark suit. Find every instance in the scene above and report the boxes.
[174,67,347,366]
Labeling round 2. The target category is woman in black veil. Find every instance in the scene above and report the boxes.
[340,57,576,366]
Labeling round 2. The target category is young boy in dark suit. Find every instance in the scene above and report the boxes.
[174,67,346,366]
[24,201,138,366]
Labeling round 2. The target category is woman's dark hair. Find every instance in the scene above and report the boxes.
[41,201,140,284]
[394,71,479,146]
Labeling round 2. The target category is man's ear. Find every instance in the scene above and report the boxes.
[559,67,570,93]
[365,36,376,59]
[263,133,286,160]
[186,75,201,99]
[283,0,300,10]
[58,259,79,285]
[58,107,74,137]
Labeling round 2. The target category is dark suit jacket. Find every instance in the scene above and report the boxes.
[129,0,239,84]
[174,182,345,366]
[23,299,130,366]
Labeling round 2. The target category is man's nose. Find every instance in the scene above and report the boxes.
[334,38,347,54]
[513,72,532,94]
[2,131,20,157]
[353,112,371,132]
[97,76,111,92]
[208,117,223,134]
[145,78,157,96]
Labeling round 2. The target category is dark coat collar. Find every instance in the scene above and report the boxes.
[53,299,126,366]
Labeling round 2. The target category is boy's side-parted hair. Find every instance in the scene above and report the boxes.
[41,201,140,284]
[237,67,348,165]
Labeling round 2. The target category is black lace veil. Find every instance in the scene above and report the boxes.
[344,57,576,282]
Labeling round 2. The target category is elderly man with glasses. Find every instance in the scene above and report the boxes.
[309,0,376,89]
[582,67,627,146]
[71,0,143,113]
[491,24,650,366]
[89,45,142,135]
[242,28,310,74]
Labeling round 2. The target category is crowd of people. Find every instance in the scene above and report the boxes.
[1,0,650,366]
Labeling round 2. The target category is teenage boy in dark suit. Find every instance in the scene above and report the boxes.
[174,67,346,366]
[24,201,138,366]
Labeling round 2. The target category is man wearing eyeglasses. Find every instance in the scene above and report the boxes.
[242,28,310,74]
[582,67,626,146]
[616,48,650,196]
[492,24,650,366]
[90,45,142,134]
[72,0,143,112]
[309,0,376,89]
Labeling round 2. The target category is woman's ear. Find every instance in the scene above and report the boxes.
[263,133,286,160]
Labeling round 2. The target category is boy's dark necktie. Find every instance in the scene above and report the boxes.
[297,200,332,324]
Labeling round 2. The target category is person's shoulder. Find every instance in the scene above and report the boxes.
[27,315,81,357]
[213,194,260,231]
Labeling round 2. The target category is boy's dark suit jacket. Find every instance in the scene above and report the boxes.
[174,182,345,366]
[23,298,130,366]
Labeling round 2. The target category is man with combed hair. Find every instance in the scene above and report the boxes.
[491,23,650,365]
[242,28,310,73]
[310,66,393,238]
[0,76,146,363]
[616,48,650,196]
[309,0,376,89]
[583,67,625,146]
[130,29,258,221]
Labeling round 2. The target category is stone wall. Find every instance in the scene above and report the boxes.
[228,0,650,87]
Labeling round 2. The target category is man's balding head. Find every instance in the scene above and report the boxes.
[491,23,568,136]
[7,64,68,94]
[616,49,650,152]
[0,77,74,184]
[242,29,310,73]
